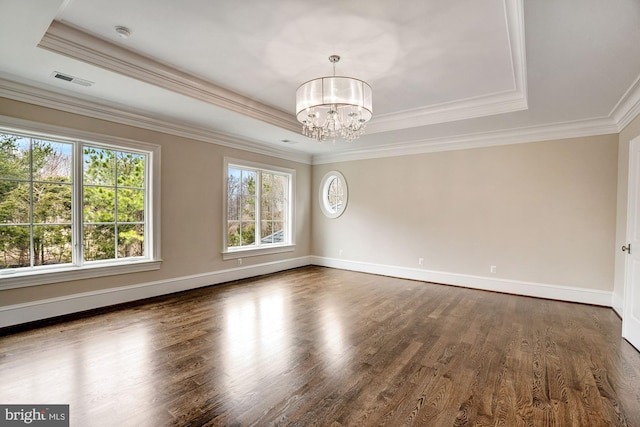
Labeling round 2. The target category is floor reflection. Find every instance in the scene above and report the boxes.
[320,302,350,371]
[2,323,155,425]
[73,325,153,417]
[222,287,290,400]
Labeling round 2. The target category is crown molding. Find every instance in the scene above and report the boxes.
[367,0,527,134]
[2,69,638,167]
[314,70,640,165]
[505,0,527,99]
[38,21,301,134]
[0,73,630,167]
[312,117,618,164]
[20,0,640,165]
[611,73,640,132]
[367,90,527,134]
[0,77,313,164]
[33,0,534,146]
[5,11,640,170]
[41,3,528,137]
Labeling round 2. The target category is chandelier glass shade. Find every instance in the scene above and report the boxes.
[295,56,372,142]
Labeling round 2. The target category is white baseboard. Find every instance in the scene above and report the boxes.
[1,255,615,329]
[612,293,624,318]
[0,256,311,328]
[310,256,613,307]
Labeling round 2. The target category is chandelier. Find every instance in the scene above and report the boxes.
[295,55,372,142]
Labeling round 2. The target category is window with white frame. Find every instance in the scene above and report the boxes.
[82,146,146,261]
[0,128,160,288]
[319,170,348,219]
[224,159,294,257]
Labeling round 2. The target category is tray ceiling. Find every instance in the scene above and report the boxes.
[0,0,639,163]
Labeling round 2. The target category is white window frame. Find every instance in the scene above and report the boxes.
[222,157,295,260]
[319,170,348,219]
[0,120,161,290]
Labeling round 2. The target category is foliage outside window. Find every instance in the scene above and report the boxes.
[0,135,73,268]
[83,147,146,262]
[225,161,293,254]
[0,130,155,277]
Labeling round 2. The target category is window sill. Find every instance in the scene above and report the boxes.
[0,259,162,291]
[222,244,296,260]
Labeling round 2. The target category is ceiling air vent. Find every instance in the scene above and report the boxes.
[51,71,94,87]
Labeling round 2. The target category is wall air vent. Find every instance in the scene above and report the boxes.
[51,71,94,87]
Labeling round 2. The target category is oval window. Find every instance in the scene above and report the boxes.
[319,171,348,218]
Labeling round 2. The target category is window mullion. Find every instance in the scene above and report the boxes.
[239,169,244,247]
[285,175,290,242]
[74,142,83,267]
[28,138,34,268]
[255,170,261,247]
[144,152,151,259]
[114,152,119,260]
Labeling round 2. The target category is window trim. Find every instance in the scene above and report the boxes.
[319,170,348,219]
[222,157,295,259]
[0,119,162,291]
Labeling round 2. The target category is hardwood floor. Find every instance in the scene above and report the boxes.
[1,266,640,426]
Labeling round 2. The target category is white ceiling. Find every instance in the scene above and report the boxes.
[0,0,639,164]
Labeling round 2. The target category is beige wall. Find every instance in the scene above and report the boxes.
[0,96,624,312]
[614,114,640,311]
[313,135,618,291]
[0,98,312,306]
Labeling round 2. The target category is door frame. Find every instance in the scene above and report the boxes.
[623,135,640,351]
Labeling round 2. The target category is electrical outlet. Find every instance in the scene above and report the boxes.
[418,258,424,265]
[490,265,497,274]
[339,249,344,257]
[238,258,243,266]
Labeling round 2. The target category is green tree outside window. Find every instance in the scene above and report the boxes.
[0,133,147,269]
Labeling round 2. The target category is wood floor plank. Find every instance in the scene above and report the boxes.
[1,266,640,426]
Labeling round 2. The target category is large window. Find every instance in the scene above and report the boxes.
[224,159,294,258]
[0,128,160,288]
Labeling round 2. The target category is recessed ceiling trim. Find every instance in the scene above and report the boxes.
[367,0,528,134]
[611,73,640,132]
[0,77,312,164]
[38,21,301,133]
[2,71,638,167]
[40,2,528,138]
[312,117,618,164]
[505,0,527,96]
[367,89,527,133]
